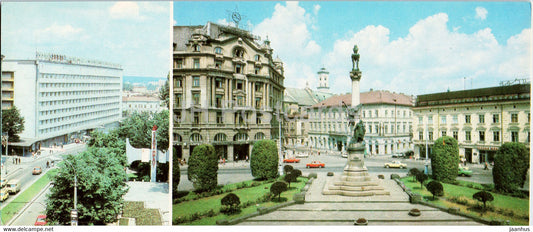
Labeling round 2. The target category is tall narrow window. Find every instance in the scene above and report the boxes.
[479,114,485,123]
[428,132,433,141]
[175,94,182,107]
[511,113,518,123]
[511,131,519,142]
[453,131,458,140]
[493,114,499,123]
[194,112,200,125]
[215,95,223,108]
[176,59,183,68]
[214,47,222,54]
[465,131,471,141]
[216,112,223,124]
[493,131,500,142]
[193,76,200,87]
[192,92,200,105]
[193,59,200,69]
[465,115,471,124]
[479,131,485,142]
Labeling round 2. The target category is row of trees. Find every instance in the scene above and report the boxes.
[428,136,529,194]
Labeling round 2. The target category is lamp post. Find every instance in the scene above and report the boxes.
[63,160,78,226]
[424,118,429,175]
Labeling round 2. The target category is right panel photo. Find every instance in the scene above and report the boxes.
[171,1,531,227]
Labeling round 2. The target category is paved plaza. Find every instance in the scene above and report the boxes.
[123,182,171,226]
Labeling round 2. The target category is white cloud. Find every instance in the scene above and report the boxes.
[109,2,143,20]
[140,2,169,14]
[313,4,321,15]
[323,13,530,95]
[253,2,321,89]
[34,23,85,44]
[475,7,488,20]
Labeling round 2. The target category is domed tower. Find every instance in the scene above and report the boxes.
[317,67,330,93]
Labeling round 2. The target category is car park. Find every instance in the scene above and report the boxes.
[306,161,325,168]
[34,215,47,226]
[32,166,43,175]
[283,158,301,163]
[384,160,407,169]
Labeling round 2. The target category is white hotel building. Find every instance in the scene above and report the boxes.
[2,53,122,156]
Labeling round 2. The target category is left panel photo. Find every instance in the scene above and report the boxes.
[1,2,171,226]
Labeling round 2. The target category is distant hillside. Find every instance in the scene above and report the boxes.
[123,76,166,84]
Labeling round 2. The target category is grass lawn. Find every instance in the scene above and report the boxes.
[122,201,162,225]
[1,169,57,224]
[173,177,308,225]
[401,177,529,225]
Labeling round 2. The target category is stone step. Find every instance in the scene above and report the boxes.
[333,181,379,187]
[327,185,385,191]
[341,171,370,177]
[322,189,390,196]
[340,176,373,182]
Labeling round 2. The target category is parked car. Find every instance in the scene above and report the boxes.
[32,166,42,175]
[34,215,47,226]
[0,188,9,202]
[458,165,473,177]
[341,152,348,158]
[384,160,407,169]
[306,161,325,168]
[391,153,404,158]
[283,158,301,163]
[0,177,7,188]
[6,179,20,194]
[295,153,309,158]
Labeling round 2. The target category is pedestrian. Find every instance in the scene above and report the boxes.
[46,161,50,168]
[484,162,488,170]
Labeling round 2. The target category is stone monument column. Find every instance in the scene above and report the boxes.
[350,70,362,107]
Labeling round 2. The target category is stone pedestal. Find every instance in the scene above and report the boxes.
[322,143,390,197]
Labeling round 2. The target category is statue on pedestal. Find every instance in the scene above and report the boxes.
[351,45,360,71]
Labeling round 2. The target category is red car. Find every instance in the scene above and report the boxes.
[34,215,47,226]
[306,161,325,168]
[283,158,300,163]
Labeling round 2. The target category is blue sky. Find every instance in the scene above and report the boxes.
[174,1,531,95]
[2,2,171,78]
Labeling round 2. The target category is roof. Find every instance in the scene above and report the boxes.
[416,84,530,107]
[311,90,414,108]
[284,88,320,106]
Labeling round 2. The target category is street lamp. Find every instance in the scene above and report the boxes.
[63,160,78,226]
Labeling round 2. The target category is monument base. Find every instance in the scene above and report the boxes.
[322,143,390,197]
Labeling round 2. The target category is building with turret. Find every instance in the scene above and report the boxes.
[172,22,285,161]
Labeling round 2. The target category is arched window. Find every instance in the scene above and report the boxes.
[234,47,245,58]
[174,133,182,142]
[233,133,249,141]
[193,44,200,52]
[254,132,265,140]
[190,133,202,142]
[214,47,222,54]
[214,133,227,142]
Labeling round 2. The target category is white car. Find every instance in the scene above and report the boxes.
[384,160,407,169]
[295,153,309,158]
[341,153,348,158]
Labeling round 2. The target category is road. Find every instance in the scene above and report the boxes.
[177,153,494,192]
[10,183,51,226]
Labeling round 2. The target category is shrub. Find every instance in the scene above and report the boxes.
[220,193,241,214]
[270,181,288,201]
[172,148,181,198]
[390,174,400,180]
[188,144,218,192]
[283,165,294,174]
[327,172,334,176]
[250,140,279,180]
[431,136,459,182]
[493,142,530,193]
[378,174,384,179]
[284,172,298,188]
[408,168,421,182]
[416,173,428,189]
[292,169,302,177]
[473,191,494,210]
[426,181,444,200]
[308,173,318,179]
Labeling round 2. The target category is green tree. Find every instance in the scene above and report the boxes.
[284,172,298,188]
[250,140,279,180]
[270,181,287,201]
[408,168,421,182]
[473,191,494,210]
[45,148,128,225]
[88,129,126,166]
[416,173,428,189]
[492,142,530,193]
[431,136,459,183]
[188,144,218,192]
[172,147,180,198]
[283,165,294,175]
[1,106,25,142]
[291,169,302,178]
[159,78,169,109]
[426,181,444,200]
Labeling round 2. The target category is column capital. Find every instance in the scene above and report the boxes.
[350,70,362,81]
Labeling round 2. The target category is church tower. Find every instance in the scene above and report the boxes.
[317,67,330,93]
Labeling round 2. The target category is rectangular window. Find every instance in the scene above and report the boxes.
[215,60,222,69]
[418,116,423,124]
[193,58,200,69]
[441,116,446,124]
[194,112,200,125]
[493,114,499,123]
[428,116,433,124]
[192,76,200,87]
[192,92,200,105]
[453,131,458,140]
[511,131,519,142]
[236,81,243,90]
[235,64,242,73]
[479,114,485,123]
[375,110,379,117]
[215,79,223,88]
[175,94,182,107]
[511,113,518,123]
[465,115,471,124]
[176,59,183,68]
[255,83,262,92]
[452,115,458,124]
[175,111,181,125]
[479,131,485,142]
[256,113,262,124]
[255,67,260,75]
[215,95,223,108]
[375,125,379,134]
[441,131,446,137]
[216,112,223,124]
[429,132,433,141]
[465,131,471,141]
[493,131,500,142]
[237,96,244,106]
[255,97,261,109]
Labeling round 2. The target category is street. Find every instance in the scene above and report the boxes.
[177,153,495,192]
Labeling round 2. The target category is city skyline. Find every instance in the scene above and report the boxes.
[174,1,531,95]
[1,1,171,78]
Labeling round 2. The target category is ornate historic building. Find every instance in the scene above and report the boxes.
[412,83,530,163]
[308,90,414,155]
[172,22,285,161]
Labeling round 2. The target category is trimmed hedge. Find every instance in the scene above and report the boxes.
[250,140,279,180]
[492,142,529,193]
[188,144,218,192]
[431,136,459,183]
